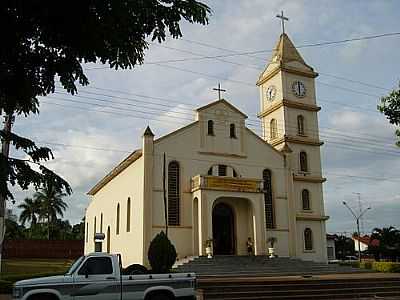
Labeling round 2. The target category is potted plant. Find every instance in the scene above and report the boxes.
[205,238,213,258]
[267,237,277,258]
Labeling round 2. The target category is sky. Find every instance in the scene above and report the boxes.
[6,0,400,236]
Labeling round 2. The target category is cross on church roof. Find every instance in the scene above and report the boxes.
[276,10,289,34]
[213,83,226,100]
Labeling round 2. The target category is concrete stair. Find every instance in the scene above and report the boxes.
[174,255,369,277]
[176,256,400,299]
[197,275,400,300]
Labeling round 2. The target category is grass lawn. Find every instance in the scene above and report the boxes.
[2,258,74,277]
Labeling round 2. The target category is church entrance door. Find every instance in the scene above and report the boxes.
[212,202,235,255]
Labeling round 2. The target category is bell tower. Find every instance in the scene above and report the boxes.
[257,29,328,262]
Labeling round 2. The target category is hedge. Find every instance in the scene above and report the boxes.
[372,262,400,273]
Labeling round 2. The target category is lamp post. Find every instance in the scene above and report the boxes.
[342,201,371,263]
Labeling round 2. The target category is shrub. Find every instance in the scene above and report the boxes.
[148,231,177,274]
[372,262,400,273]
[360,261,373,269]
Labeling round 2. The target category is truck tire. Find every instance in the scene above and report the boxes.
[148,291,174,300]
[123,263,148,275]
[28,294,58,300]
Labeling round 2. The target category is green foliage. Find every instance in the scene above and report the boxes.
[4,219,25,240]
[360,261,373,269]
[339,261,360,268]
[333,234,356,259]
[372,262,400,273]
[378,83,400,146]
[369,226,400,261]
[0,0,210,201]
[148,231,177,274]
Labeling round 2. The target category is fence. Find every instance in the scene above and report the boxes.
[3,240,84,259]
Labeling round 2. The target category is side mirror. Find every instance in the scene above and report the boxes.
[84,269,89,279]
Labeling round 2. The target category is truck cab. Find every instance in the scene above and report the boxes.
[13,253,196,300]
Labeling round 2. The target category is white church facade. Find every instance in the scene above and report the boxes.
[84,33,329,266]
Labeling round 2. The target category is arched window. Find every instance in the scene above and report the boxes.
[107,226,111,253]
[297,115,305,135]
[230,123,236,138]
[218,164,227,176]
[168,161,180,226]
[304,228,313,250]
[263,169,275,229]
[127,197,131,232]
[116,203,120,235]
[93,217,96,238]
[302,189,310,210]
[207,167,213,175]
[270,119,278,139]
[208,120,214,136]
[100,213,103,233]
[300,151,308,172]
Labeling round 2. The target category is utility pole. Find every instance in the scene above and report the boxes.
[353,192,364,235]
[0,113,14,274]
[343,201,371,264]
[163,153,168,237]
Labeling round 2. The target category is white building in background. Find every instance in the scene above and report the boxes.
[85,33,329,267]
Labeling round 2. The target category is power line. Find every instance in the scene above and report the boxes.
[88,32,400,66]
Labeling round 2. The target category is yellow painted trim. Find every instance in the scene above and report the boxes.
[296,214,330,221]
[198,151,247,159]
[152,225,193,229]
[196,99,248,118]
[87,150,142,195]
[281,67,319,79]
[258,100,321,118]
[293,174,327,183]
[256,67,280,86]
[154,121,198,144]
[271,136,324,147]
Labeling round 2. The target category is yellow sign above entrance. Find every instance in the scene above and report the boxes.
[206,177,260,193]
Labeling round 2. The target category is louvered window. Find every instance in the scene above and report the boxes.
[116,203,120,235]
[230,123,236,138]
[302,189,310,210]
[218,164,227,176]
[304,228,313,250]
[297,115,305,135]
[127,197,131,232]
[208,120,214,136]
[270,119,278,139]
[263,169,275,229]
[168,161,180,226]
[300,151,308,172]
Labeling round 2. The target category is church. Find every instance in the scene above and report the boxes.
[84,32,329,266]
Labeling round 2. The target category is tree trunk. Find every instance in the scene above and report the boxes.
[0,113,13,275]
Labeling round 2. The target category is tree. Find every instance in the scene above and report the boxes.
[148,231,177,273]
[0,1,210,264]
[0,0,211,201]
[334,234,355,260]
[33,182,68,240]
[18,197,40,226]
[378,83,400,146]
[17,197,41,237]
[370,226,400,261]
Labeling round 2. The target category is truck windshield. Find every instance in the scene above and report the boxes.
[66,256,85,275]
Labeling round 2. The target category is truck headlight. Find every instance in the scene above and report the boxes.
[12,287,22,299]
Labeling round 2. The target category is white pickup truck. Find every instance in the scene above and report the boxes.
[12,252,196,300]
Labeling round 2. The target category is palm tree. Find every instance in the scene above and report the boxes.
[371,226,400,260]
[33,182,68,240]
[18,197,41,237]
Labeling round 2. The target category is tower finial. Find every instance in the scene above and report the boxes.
[213,83,226,100]
[276,11,289,34]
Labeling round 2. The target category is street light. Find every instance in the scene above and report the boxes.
[342,201,371,263]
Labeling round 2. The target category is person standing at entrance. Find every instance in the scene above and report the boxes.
[247,237,253,255]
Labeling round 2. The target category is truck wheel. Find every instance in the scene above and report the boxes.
[28,294,58,300]
[149,292,173,300]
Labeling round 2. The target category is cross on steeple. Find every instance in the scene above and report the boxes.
[213,83,226,100]
[276,11,289,34]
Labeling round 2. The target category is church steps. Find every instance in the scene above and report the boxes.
[198,278,400,300]
[203,287,400,299]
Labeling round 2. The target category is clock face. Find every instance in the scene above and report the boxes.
[292,81,306,98]
[266,85,277,101]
